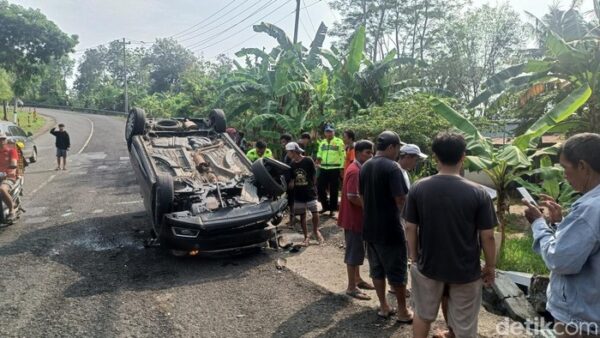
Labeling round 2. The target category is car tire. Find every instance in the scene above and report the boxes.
[209,109,227,133]
[152,174,174,237]
[155,119,182,131]
[126,107,146,148]
[29,147,37,163]
[251,158,288,196]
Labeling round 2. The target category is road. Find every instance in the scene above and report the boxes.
[0,108,423,338]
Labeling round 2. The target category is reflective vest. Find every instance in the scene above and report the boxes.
[317,137,345,169]
[246,148,273,162]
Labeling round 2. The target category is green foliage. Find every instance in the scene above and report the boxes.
[137,92,192,118]
[144,38,197,93]
[0,68,13,102]
[0,0,77,95]
[497,234,549,275]
[339,94,450,151]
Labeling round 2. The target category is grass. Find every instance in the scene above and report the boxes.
[2,109,46,135]
[497,234,550,275]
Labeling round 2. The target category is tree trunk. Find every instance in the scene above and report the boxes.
[372,6,386,62]
[496,189,510,254]
[418,0,429,62]
[2,101,6,121]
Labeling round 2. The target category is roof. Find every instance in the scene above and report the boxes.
[491,134,565,146]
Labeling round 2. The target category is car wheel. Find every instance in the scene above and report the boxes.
[126,107,146,148]
[251,158,288,196]
[152,174,174,237]
[29,147,37,163]
[209,109,227,133]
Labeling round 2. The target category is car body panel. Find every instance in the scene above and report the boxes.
[0,122,36,161]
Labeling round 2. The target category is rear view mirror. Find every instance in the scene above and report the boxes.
[27,131,32,137]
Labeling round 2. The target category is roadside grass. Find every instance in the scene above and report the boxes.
[3,109,46,135]
[497,233,549,275]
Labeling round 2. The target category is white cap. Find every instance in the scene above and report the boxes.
[400,144,428,159]
[285,142,304,153]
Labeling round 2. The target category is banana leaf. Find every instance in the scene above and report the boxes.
[346,26,366,75]
[495,145,531,168]
[512,84,591,150]
[253,22,293,50]
[430,98,489,149]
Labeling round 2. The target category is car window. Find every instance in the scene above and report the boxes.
[8,126,22,137]
[1,125,13,136]
[14,127,26,137]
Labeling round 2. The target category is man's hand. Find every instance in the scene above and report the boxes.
[523,199,543,224]
[539,194,563,223]
[481,265,496,287]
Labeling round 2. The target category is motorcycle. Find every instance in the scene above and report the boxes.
[0,141,26,226]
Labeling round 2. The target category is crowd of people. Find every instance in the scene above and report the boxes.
[230,125,600,337]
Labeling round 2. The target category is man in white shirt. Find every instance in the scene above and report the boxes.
[398,144,428,188]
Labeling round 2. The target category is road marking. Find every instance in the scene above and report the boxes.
[116,200,143,205]
[77,117,95,154]
[28,174,56,196]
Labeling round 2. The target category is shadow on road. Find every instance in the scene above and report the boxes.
[0,212,274,298]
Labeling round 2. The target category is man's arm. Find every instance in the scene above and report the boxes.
[66,133,71,149]
[480,229,496,286]
[50,127,57,136]
[405,221,418,261]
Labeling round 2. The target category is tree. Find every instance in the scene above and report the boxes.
[469,3,600,132]
[0,0,77,97]
[431,83,591,248]
[0,68,13,120]
[144,38,196,93]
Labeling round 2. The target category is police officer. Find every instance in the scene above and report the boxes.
[246,140,273,162]
[316,124,345,217]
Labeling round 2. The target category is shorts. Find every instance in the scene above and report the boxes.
[56,148,68,157]
[410,265,481,338]
[366,241,408,285]
[344,230,366,266]
[1,178,16,190]
[293,200,318,215]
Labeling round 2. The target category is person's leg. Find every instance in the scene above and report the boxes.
[309,201,323,243]
[390,283,411,319]
[329,168,340,215]
[56,155,61,170]
[446,279,482,338]
[0,184,14,215]
[62,151,67,169]
[299,213,309,245]
[366,243,392,314]
[346,264,358,291]
[317,170,329,212]
[410,265,445,337]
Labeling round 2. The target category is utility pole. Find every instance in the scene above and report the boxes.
[122,38,131,113]
[293,0,301,44]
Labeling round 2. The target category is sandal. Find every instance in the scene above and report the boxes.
[357,281,375,290]
[301,238,310,247]
[376,308,397,319]
[396,310,414,324]
[346,289,371,300]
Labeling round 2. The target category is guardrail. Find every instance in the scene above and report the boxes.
[24,103,127,116]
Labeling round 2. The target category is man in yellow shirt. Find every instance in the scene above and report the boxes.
[316,124,346,217]
[246,141,273,162]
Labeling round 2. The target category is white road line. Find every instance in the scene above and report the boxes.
[116,200,143,205]
[77,117,95,154]
[28,174,56,196]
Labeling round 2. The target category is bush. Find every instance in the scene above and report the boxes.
[338,94,451,152]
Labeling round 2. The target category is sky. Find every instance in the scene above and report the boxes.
[8,0,596,62]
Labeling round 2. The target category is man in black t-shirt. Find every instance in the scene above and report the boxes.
[287,142,324,246]
[404,132,496,338]
[359,131,413,324]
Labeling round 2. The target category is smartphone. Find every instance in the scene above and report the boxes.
[517,187,538,207]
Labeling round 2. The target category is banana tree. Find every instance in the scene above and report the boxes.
[220,22,328,140]
[468,5,600,132]
[431,84,591,248]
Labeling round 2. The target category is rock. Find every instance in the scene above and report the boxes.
[529,275,549,313]
[492,272,539,323]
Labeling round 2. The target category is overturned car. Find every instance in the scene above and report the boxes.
[125,108,289,254]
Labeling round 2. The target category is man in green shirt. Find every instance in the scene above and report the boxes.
[316,124,346,217]
[246,140,273,162]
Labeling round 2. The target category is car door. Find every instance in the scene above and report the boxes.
[8,126,31,159]
[14,126,34,159]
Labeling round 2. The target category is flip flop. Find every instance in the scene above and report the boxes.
[346,289,371,300]
[376,308,397,319]
[396,310,414,324]
[357,281,375,290]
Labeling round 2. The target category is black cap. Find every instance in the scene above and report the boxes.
[376,131,402,149]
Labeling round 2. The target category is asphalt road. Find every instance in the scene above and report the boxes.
[0,109,417,338]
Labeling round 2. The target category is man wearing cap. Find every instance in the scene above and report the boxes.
[398,144,428,190]
[316,124,345,217]
[0,131,19,221]
[50,123,70,170]
[359,131,413,324]
[246,140,273,162]
[286,142,323,246]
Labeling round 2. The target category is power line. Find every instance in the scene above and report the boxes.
[186,0,286,51]
[175,0,257,43]
[169,0,239,38]
[302,0,316,32]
